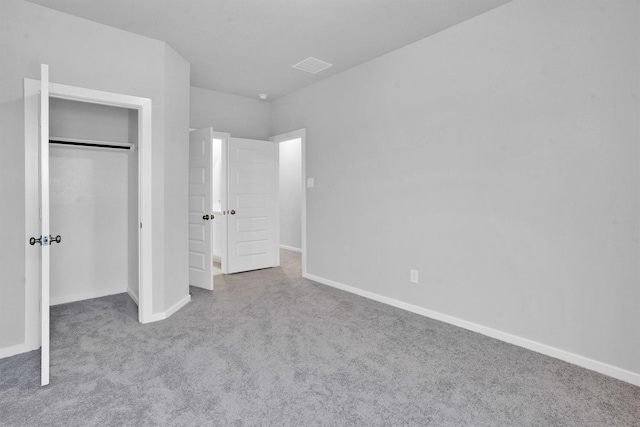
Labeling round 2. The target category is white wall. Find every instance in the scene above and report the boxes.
[279,138,302,250]
[49,147,130,304]
[50,98,132,143]
[0,0,190,355]
[190,86,270,140]
[271,0,640,379]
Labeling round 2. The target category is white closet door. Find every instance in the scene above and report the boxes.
[39,64,51,387]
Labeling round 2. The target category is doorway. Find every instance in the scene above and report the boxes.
[278,137,302,253]
[48,98,139,306]
[271,129,307,276]
[189,130,282,286]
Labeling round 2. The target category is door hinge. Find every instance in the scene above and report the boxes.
[140,222,142,229]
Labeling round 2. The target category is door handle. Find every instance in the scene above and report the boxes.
[230,210,236,215]
[203,214,210,220]
[211,214,215,219]
[29,235,61,246]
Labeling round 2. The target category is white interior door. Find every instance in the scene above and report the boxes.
[227,138,279,274]
[39,64,50,387]
[188,128,214,290]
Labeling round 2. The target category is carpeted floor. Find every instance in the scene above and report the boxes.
[1,249,639,426]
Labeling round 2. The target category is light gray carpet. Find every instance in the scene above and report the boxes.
[1,249,639,426]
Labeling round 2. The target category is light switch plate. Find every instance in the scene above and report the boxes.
[307,178,314,188]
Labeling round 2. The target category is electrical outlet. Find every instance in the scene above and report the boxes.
[410,269,419,284]
[307,178,314,188]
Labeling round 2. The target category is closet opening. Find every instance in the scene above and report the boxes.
[48,98,139,311]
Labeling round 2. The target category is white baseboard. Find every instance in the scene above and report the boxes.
[304,272,640,387]
[146,293,191,323]
[50,288,126,306]
[165,294,191,318]
[280,245,302,253]
[127,288,139,306]
[0,342,36,360]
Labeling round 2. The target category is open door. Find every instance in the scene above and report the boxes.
[39,64,51,386]
[227,138,279,273]
[188,128,214,290]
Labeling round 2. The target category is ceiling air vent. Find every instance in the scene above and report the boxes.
[292,57,333,74]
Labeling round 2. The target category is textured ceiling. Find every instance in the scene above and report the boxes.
[25,0,511,100]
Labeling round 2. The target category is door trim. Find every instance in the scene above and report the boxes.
[270,129,307,276]
[24,77,154,350]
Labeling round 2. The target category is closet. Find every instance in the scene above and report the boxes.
[49,98,139,306]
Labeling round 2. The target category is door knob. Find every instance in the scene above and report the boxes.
[230,210,236,215]
[211,214,215,219]
[203,214,209,220]
[29,235,61,246]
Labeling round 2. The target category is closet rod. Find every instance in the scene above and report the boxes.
[49,137,134,151]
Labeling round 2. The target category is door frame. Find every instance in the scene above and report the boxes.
[24,78,154,353]
[270,128,307,276]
